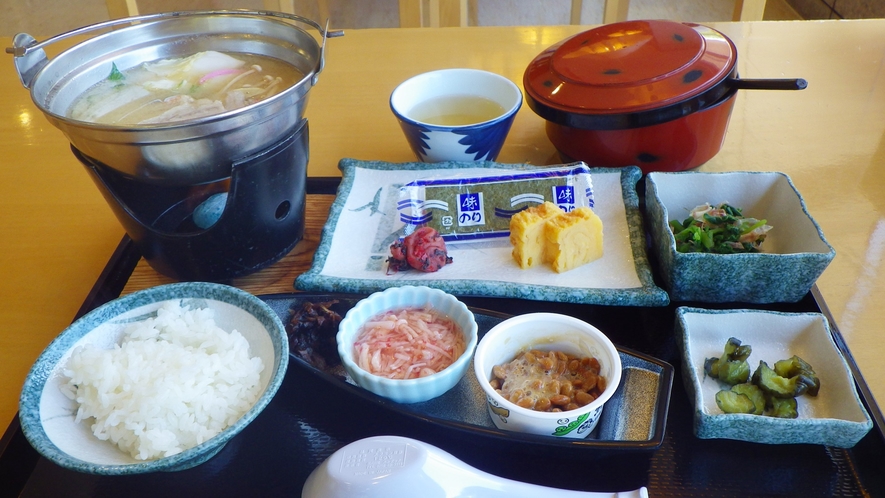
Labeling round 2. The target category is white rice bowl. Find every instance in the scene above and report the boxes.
[19,282,288,475]
[62,301,265,461]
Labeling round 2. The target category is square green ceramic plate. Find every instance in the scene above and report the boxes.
[645,171,835,303]
[295,159,668,306]
[676,307,872,448]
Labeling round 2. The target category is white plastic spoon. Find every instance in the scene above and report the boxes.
[302,435,648,498]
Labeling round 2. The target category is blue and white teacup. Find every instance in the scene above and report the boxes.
[390,68,522,162]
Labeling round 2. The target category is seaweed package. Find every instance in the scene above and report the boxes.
[397,163,595,241]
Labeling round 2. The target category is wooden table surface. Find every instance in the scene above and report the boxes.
[2,19,885,434]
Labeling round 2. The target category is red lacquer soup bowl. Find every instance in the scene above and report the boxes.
[524,20,804,174]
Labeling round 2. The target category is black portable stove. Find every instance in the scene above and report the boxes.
[74,119,309,282]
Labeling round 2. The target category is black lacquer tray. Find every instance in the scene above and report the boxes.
[263,293,673,456]
[3,179,885,497]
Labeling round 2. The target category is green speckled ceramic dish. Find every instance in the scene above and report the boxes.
[296,159,668,306]
[18,282,288,475]
[675,307,872,448]
[645,171,835,303]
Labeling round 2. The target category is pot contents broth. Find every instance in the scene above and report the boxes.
[68,51,302,125]
[408,94,506,126]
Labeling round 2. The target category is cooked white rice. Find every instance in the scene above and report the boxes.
[61,301,265,461]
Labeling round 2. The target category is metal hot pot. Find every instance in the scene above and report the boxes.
[524,20,806,174]
[7,11,342,281]
[8,10,341,186]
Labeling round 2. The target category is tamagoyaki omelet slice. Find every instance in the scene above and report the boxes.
[509,202,564,269]
[544,206,604,273]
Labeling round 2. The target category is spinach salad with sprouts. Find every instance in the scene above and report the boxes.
[668,203,772,254]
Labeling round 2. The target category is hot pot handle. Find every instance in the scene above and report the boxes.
[5,9,344,89]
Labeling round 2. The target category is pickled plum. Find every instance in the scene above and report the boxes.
[388,227,452,273]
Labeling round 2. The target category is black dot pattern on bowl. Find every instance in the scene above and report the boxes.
[683,70,703,84]
[603,69,622,75]
[673,33,685,42]
[637,152,660,163]
[543,80,553,87]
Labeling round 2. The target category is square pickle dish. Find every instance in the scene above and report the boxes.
[295,159,668,306]
[675,307,873,447]
[645,171,835,303]
[261,293,674,455]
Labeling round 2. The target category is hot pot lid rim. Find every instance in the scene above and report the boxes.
[524,20,737,121]
[26,12,323,118]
